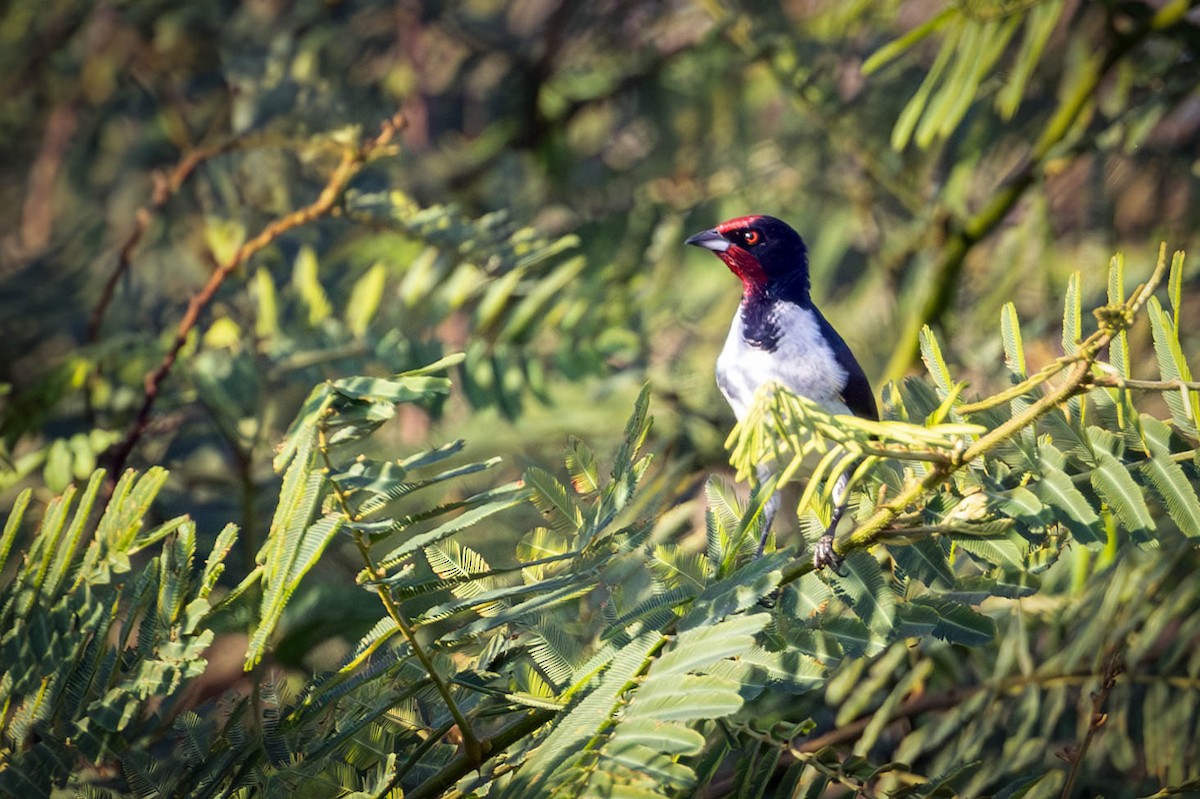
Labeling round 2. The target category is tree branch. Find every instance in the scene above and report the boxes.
[780,244,1171,587]
[87,140,233,344]
[101,112,405,479]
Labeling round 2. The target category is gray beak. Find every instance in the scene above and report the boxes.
[685,228,730,252]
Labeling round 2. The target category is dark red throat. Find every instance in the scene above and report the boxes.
[712,215,768,294]
[717,247,767,295]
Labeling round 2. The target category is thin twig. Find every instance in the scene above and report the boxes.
[698,669,1099,799]
[956,353,1076,415]
[102,112,404,479]
[700,665,1200,799]
[794,670,1102,756]
[1086,375,1200,392]
[87,131,350,342]
[1060,650,1123,799]
[705,661,1168,799]
[87,140,234,344]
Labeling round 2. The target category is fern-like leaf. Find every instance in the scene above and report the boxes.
[1138,416,1200,538]
[829,551,896,638]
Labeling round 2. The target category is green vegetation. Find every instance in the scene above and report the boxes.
[1,1,1199,797]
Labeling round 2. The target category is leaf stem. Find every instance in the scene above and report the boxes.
[1085,375,1200,392]
[792,664,1133,756]
[403,710,557,799]
[316,420,486,768]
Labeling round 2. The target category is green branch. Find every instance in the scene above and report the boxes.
[1085,375,1200,392]
[783,245,1171,586]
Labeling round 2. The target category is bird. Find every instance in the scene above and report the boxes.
[685,214,878,570]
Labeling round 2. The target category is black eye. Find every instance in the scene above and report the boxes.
[742,230,761,246]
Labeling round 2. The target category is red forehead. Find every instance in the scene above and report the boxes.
[714,215,763,234]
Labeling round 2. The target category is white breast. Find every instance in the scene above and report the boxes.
[716,303,850,421]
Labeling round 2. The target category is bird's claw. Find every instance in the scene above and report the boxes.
[756,589,781,609]
[812,534,844,574]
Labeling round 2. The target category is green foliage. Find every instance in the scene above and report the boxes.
[0,470,234,796]
[866,0,1069,149]
[2,2,1200,797]
[2,250,1198,797]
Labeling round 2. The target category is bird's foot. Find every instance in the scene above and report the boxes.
[756,589,781,609]
[812,533,844,574]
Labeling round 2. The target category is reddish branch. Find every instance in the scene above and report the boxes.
[87,141,235,343]
[1059,650,1122,799]
[102,112,405,478]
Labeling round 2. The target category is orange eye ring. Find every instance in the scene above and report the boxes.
[743,230,760,245]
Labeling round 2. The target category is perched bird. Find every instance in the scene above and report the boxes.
[686,214,878,570]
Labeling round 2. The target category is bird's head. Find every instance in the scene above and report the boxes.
[685,215,810,302]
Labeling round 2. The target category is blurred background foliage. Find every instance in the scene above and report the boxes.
[1,0,1200,788]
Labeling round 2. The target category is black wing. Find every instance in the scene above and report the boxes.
[815,311,878,421]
